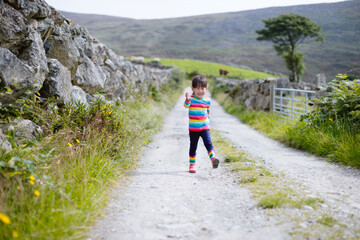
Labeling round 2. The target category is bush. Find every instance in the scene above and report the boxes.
[302,78,360,130]
[289,77,360,166]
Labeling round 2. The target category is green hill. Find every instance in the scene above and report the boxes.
[61,0,360,81]
[155,58,276,79]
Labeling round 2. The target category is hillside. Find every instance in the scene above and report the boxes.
[61,1,360,81]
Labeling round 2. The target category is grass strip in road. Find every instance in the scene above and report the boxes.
[212,129,360,239]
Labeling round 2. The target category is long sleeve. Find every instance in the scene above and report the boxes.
[184,98,191,108]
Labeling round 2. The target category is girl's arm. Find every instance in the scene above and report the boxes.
[184,92,191,108]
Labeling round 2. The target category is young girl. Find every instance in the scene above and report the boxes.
[184,75,219,173]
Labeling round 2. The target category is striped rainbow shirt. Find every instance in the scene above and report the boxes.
[184,95,211,131]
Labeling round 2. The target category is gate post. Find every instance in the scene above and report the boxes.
[271,85,275,113]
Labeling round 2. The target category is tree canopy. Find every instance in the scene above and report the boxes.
[256,14,324,82]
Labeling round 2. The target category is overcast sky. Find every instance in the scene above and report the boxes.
[45,0,346,19]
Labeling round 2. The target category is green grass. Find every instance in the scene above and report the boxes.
[156,58,276,80]
[317,214,338,227]
[0,77,184,239]
[258,191,289,209]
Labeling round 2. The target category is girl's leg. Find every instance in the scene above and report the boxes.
[201,130,219,168]
[189,131,200,167]
[200,130,215,155]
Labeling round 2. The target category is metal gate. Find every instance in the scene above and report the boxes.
[272,86,316,119]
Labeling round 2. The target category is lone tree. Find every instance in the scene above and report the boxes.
[256,14,324,82]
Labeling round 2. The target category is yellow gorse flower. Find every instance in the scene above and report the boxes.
[0,212,11,224]
[30,175,35,181]
[67,142,72,147]
[76,139,80,143]
[34,190,40,196]
[13,230,19,238]
[29,180,35,185]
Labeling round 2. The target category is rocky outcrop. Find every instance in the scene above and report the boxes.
[0,0,173,107]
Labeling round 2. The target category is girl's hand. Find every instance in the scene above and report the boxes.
[185,92,191,101]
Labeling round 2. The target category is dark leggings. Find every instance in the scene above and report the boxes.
[189,130,214,157]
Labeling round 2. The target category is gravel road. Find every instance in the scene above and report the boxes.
[90,90,360,239]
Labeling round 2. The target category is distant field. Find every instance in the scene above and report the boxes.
[154,58,276,80]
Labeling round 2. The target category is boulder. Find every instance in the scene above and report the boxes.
[73,55,105,94]
[39,59,72,104]
[17,28,48,78]
[4,118,43,142]
[102,68,127,101]
[0,129,12,152]
[5,0,25,10]
[71,86,88,106]
[46,33,81,79]
[19,0,52,19]
[36,18,54,42]
[255,93,266,110]
[0,48,42,106]
[245,96,256,110]
[0,1,29,55]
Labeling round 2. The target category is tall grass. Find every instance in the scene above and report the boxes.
[0,73,184,239]
[285,119,360,166]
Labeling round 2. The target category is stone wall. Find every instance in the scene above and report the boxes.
[0,0,173,107]
[215,77,317,111]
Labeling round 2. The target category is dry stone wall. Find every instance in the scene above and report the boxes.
[215,77,317,111]
[0,0,173,107]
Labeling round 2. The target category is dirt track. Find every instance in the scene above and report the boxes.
[90,90,360,239]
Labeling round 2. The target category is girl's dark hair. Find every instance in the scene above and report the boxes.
[192,75,207,88]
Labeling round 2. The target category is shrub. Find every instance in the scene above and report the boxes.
[302,78,360,130]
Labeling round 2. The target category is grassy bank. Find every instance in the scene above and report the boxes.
[152,58,276,80]
[0,71,184,239]
[212,79,360,168]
